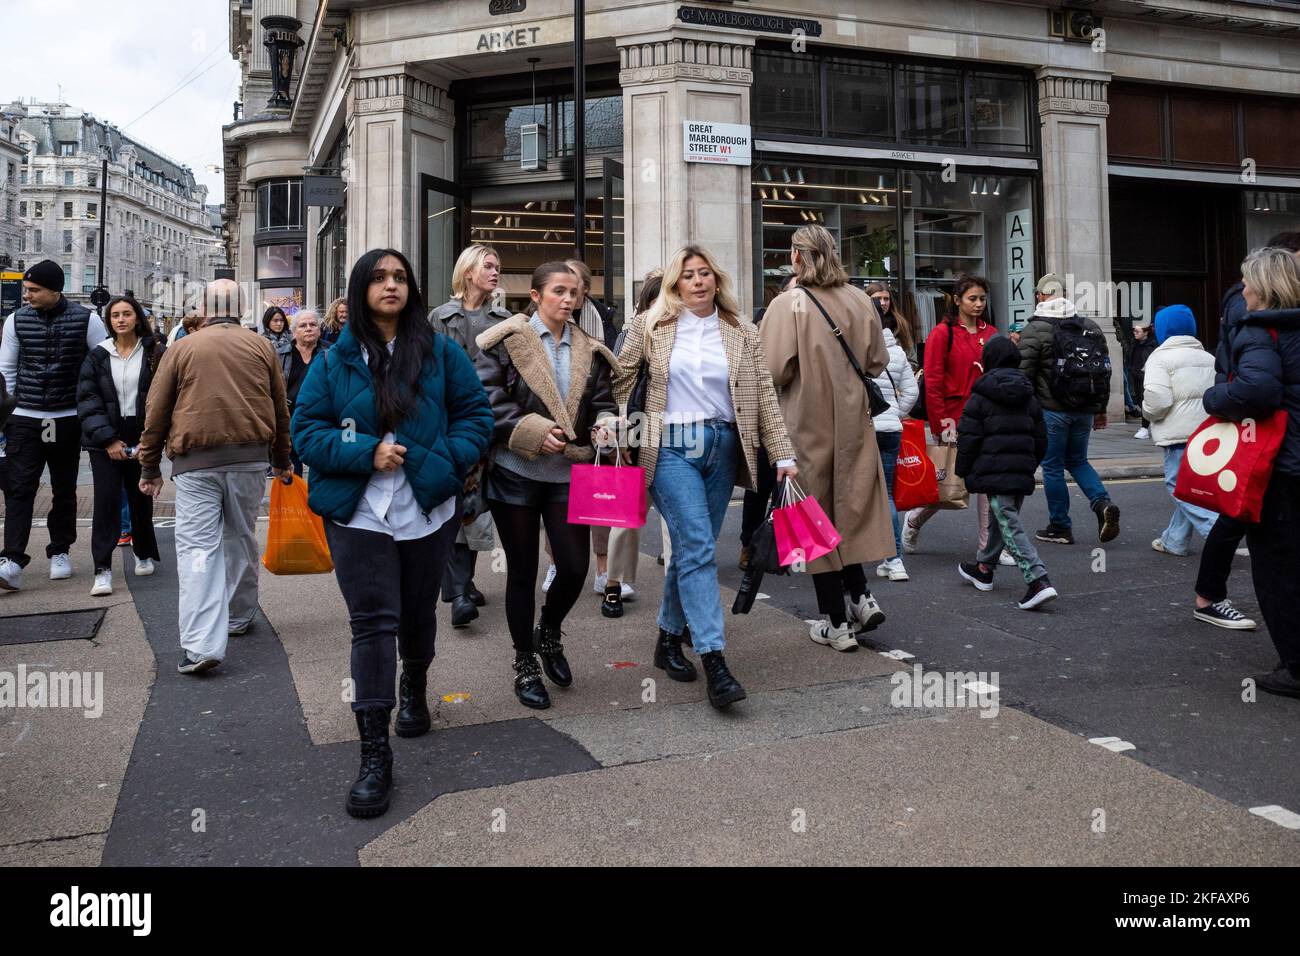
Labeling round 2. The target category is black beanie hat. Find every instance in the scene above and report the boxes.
[23,260,65,294]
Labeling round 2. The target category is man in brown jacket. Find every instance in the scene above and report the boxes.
[138,279,292,675]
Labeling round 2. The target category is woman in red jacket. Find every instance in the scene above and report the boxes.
[903,275,997,555]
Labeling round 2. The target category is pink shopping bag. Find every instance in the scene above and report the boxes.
[772,479,842,567]
[567,456,648,528]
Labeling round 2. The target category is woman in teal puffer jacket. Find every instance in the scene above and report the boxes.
[293,247,493,819]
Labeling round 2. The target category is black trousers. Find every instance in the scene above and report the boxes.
[440,542,478,601]
[2,415,81,566]
[489,497,589,656]
[1194,513,1247,603]
[812,564,870,626]
[324,515,460,712]
[88,450,160,571]
[1245,473,1300,673]
[740,448,777,548]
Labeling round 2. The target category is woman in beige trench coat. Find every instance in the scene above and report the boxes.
[760,224,897,652]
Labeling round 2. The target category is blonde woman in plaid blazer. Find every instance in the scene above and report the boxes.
[614,245,796,709]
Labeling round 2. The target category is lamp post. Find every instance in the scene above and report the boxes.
[573,0,586,259]
[90,143,109,311]
[262,16,305,111]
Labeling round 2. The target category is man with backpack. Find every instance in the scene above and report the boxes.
[1018,273,1120,545]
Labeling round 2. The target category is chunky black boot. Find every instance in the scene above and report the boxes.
[513,652,551,709]
[653,629,697,682]
[701,651,746,709]
[466,582,487,607]
[346,707,393,819]
[394,663,432,738]
[534,617,573,687]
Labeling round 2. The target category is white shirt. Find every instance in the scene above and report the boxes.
[0,305,108,418]
[101,338,144,419]
[663,308,735,425]
[335,339,457,541]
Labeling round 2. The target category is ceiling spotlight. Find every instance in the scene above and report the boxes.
[760,166,773,183]
[992,179,1001,196]
[795,168,806,185]
[981,180,989,196]
[970,178,979,195]
[783,188,795,200]
[493,215,503,225]
[781,167,792,184]
[858,192,869,204]
[524,201,536,210]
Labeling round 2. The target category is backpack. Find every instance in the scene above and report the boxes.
[1048,317,1111,410]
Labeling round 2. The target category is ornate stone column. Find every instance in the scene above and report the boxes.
[346,70,455,264]
[1036,67,1124,416]
[619,32,755,314]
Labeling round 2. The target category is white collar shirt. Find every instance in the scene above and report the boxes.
[663,308,735,426]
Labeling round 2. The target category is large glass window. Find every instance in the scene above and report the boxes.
[558,95,624,155]
[827,59,892,139]
[753,51,820,134]
[902,65,963,146]
[256,179,303,232]
[468,94,623,164]
[971,73,1030,151]
[256,243,303,281]
[1245,190,1300,251]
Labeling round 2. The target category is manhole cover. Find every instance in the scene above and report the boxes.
[0,609,106,646]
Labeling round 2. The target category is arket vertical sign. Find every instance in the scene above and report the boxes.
[683,122,752,166]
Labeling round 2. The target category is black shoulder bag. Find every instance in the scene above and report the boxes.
[799,287,891,418]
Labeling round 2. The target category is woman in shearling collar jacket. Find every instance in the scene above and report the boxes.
[474,261,618,711]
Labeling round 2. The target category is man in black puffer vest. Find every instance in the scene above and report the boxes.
[955,335,1057,610]
[0,261,107,591]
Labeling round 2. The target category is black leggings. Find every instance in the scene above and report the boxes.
[490,498,590,655]
[812,564,870,626]
[1195,514,1247,604]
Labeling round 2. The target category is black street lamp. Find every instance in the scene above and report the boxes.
[262,16,305,111]
[573,0,586,259]
[90,142,110,311]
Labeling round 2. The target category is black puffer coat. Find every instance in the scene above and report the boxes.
[956,336,1048,495]
[76,337,165,449]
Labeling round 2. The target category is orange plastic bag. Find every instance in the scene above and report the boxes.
[262,474,334,575]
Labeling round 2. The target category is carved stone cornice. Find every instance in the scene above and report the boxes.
[351,72,454,126]
[1036,70,1110,118]
[619,38,753,87]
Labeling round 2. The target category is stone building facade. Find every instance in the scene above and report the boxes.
[10,102,226,315]
[0,112,25,272]
[222,0,1300,412]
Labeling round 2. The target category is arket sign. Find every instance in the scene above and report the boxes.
[477,26,540,51]
[684,121,752,166]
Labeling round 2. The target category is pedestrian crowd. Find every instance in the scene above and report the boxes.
[3,224,1299,820]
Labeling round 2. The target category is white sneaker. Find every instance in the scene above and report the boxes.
[593,571,609,594]
[49,553,72,580]
[1134,427,1150,440]
[134,557,156,577]
[0,557,21,592]
[542,564,557,593]
[90,569,113,597]
[847,592,886,632]
[901,515,920,555]
[876,558,910,582]
[809,620,859,652]
[1236,546,1251,558]
[620,582,635,601]
[999,550,1017,567]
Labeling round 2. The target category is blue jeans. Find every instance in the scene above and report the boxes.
[651,421,739,655]
[876,430,902,559]
[1042,410,1109,530]
[1160,443,1217,554]
[120,483,132,536]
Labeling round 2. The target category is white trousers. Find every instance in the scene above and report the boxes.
[173,468,265,662]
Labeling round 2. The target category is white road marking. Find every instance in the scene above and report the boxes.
[1249,805,1300,829]
[879,649,915,661]
[962,680,998,695]
[1089,736,1136,753]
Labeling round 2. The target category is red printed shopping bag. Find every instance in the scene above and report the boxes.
[772,479,842,566]
[567,457,648,528]
[892,418,940,512]
[1174,410,1287,523]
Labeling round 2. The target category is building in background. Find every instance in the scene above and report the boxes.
[0,111,25,280]
[9,101,227,316]
[221,0,1300,413]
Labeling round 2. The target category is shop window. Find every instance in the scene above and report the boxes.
[754,51,821,134]
[827,59,893,140]
[469,102,543,162]
[256,179,303,232]
[1244,100,1300,172]
[1108,87,1163,161]
[255,243,303,281]
[1245,190,1300,251]
[260,287,304,317]
[558,95,624,155]
[971,73,1030,151]
[1170,94,1237,167]
[901,65,963,146]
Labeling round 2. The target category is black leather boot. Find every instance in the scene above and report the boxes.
[346,707,393,819]
[653,629,697,682]
[394,662,431,738]
[513,652,551,710]
[466,583,487,607]
[534,617,573,687]
[701,651,747,709]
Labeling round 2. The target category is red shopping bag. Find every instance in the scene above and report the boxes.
[262,474,333,575]
[567,456,647,528]
[892,418,940,512]
[772,479,842,567]
[1174,410,1287,522]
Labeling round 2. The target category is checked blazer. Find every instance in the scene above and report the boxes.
[613,308,795,491]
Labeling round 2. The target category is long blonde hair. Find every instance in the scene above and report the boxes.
[451,244,500,301]
[1242,247,1300,311]
[323,296,347,332]
[791,224,849,288]
[644,245,742,347]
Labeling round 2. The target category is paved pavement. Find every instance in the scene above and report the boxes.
[2,453,1298,866]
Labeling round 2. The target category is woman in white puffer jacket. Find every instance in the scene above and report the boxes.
[1141,304,1218,555]
[872,310,919,580]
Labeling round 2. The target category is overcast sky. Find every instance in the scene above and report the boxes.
[5,0,241,202]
